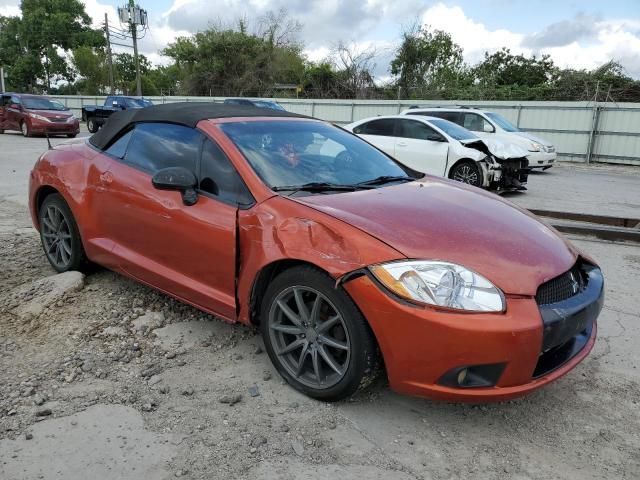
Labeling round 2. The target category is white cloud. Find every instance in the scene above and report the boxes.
[0,0,20,17]
[418,3,640,78]
[420,4,525,65]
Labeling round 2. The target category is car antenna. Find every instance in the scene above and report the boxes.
[45,132,52,150]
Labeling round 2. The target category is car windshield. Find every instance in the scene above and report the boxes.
[485,112,520,132]
[429,119,477,141]
[126,98,153,108]
[254,101,286,111]
[221,120,414,192]
[22,98,67,111]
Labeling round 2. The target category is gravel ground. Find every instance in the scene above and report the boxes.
[0,134,639,479]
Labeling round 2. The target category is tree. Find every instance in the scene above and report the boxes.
[332,42,377,99]
[162,11,306,96]
[0,0,104,92]
[71,46,108,94]
[391,25,468,97]
[473,48,557,88]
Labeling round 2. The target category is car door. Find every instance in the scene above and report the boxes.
[394,119,449,176]
[96,122,240,320]
[6,95,23,130]
[0,95,8,130]
[352,118,397,157]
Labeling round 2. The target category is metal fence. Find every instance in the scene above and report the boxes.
[50,96,640,166]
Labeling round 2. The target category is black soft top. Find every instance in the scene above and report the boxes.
[89,102,309,150]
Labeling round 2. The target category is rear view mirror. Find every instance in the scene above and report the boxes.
[152,167,198,206]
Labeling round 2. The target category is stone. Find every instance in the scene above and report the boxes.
[219,394,242,406]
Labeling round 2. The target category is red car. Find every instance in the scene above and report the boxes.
[0,93,80,137]
[28,103,604,402]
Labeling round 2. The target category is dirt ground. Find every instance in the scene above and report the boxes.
[1,132,639,479]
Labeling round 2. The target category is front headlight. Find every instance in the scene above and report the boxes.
[66,114,76,123]
[528,141,542,152]
[370,260,505,312]
[28,112,50,122]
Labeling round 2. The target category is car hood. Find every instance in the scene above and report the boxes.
[512,131,552,146]
[460,138,529,159]
[295,178,577,296]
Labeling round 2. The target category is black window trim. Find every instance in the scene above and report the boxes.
[97,121,256,209]
[397,118,447,142]
[355,118,398,137]
[195,136,256,210]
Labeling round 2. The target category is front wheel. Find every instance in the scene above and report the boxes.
[450,160,483,187]
[260,266,379,402]
[39,194,89,273]
[20,121,31,137]
[86,118,99,133]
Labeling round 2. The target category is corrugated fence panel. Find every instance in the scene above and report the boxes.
[48,96,640,165]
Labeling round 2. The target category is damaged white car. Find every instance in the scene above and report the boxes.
[345,115,529,191]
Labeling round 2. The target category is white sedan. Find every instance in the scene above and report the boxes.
[344,115,530,191]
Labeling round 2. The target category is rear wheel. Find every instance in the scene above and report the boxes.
[87,118,98,133]
[260,266,379,402]
[39,194,89,273]
[20,121,31,137]
[450,160,483,187]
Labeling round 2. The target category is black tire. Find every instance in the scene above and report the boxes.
[450,160,483,187]
[38,193,89,273]
[87,117,99,133]
[0,129,4,134]
[260,266,379,402]
[66,133,78,138]
[20,121,31,137]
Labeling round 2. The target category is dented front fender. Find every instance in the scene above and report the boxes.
[235,195,405,324]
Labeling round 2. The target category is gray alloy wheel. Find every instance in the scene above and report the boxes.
[20,121,30,137]
[41,203,74,270]
[260,266,380,401]
[451,161,482,187]
[268,286,351,389]
[38,194,90,273]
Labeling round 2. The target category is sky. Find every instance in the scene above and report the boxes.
[1,0,639,80]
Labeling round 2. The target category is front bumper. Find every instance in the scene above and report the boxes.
[344,266,603,402]
[527,150,556,168]
[29,118,80,135]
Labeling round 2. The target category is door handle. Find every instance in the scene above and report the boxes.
[99,172,113,184]
[397,142,408,147]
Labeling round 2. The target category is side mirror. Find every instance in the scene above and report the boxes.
[152,167,198,206]
[483,123,494,133]
[10,103,21,110]
[427,134,445,142]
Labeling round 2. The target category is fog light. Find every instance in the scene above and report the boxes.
[438,363,506,388]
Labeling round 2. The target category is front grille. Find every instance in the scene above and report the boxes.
[49,118,68,123]
[536,263,586,305]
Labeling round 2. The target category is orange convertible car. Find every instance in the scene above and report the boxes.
[29,103,604,402]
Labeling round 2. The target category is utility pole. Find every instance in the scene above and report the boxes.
[118,2,147,96]
[0,67,5,93]
[129,0,142,96]
[104,13,115,94]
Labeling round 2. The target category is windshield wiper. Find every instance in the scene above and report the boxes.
[356,175,414,186]
[272,182,372,194]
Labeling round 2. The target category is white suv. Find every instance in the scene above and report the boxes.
[402,107,557,170]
